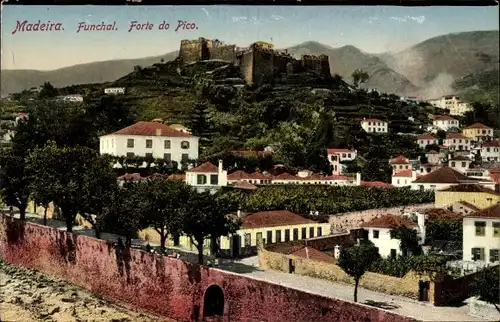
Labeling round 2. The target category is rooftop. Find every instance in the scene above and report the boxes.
[241,210,315,229]
[423,208,463,221]
[445,133,467,140]
[111,121,194,137]
[482,140,500,148]
[187,162,219,173]
[465,204,500,219]
[390,155,410,165]
[327,148,356,154]
[434,115,458,121]
[464,123,491,130]
[412,167,473,184]
[361,214,417,229]
[416,133,437,140]
[440,184,499,195]
[290,246,336,264]
[393,169,413,177]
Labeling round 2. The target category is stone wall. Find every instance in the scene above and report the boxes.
[329,203,434,233]
[265,231,360,255]
[210,44,236,62]
[259,246,432,302]
[301,55,330,77]
[179,39,205,62]
[0,216,420,322]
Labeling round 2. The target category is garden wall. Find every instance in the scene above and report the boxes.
[0,215,419,322]
[259,246,431,302]
[329,203,434,233]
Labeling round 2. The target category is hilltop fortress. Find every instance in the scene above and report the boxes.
[178,38,331,85]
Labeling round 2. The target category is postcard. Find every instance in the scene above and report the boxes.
[1,3,500,322]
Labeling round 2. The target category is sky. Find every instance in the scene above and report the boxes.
[1,5,498,70]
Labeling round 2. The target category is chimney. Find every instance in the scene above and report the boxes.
[411,170,417,182]
[218,160,223,174]
[356,172,361,186]
[334,245,341,259]
[155,129,162,136]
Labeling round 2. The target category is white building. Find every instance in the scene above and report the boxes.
[391,169,417,187]
[444,133,471,151]
[463,204,500,263]
[462,123,494,141]
[361,214,420,258]
[433,115,460,131]
[360,118,388,134]
[327,148,357,175]
[56,94,84,102]
[185,161,227,193]
[99,121,199,168]
[104,87,126,95]
[416,133,438,149]
[428,96,472,116]
[448,155,472,174]
[410,167,479,191]
[389,155,411,174]
[481,140,500,162]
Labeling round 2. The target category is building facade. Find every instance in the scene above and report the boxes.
[481,140,500,162]
[462,204,500,263]
[435,184,500,209]
[327,148,357,175]
[104,87,126,95]
[433,115,459,131]
[416,133,438,149]
[462,123,494,141]
[99,121,199,168]
[185,161,228,193]
[360,118,388,134]
[428,96,472,116]
[444,133,471,151]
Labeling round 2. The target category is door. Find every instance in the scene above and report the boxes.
[231,235,240,257]
[289,259,295,274]
[419,281,430,302]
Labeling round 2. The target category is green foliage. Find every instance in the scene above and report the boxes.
[369,255,448,277]
[475,266,500,307]
[351,69,369,88]
[38,82,58,99]
[338,240,380,302]
[219,185,434,218]
[425,220,462,243]
[390,226,422,257]
[0,148,30,219]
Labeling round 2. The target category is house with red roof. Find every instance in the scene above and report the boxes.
[99,121,199,169]
[448,155,472,174]
[444,133,471,152]
[185,161,227,193]
[389,155,411,174]
[433,115,459,131]
[462,204,500,264]
[360,214,420,258]
[416,133,438,149]
[462,123,494,141]
[360,118,388,134]
[326,148,357,175]
[391,169,417,187]
[480,140,500,162]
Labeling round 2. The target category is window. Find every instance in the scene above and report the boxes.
[461,162,466,168]
[256,232,263,245]
[164,140,171,149]
[164,153,171,161]
[146,139,153,148]
[451,161,456,167]
[244,233,251,247]
[301,227,307,239]
[317,227,322,237]
[475,221,486,236]
[472,247,485,261]
[210,174,218,185]
[293,228,299,240]
[181,141,190,149]
[309,227,315,238]
[373,230,380,239]
[181,154,189,162]
[145,153,153,159]
[196,174,207,185]
[493,222,500,238]
[266,231,273,244]
[490,249,499,262]
[284,229,290,242]
[126,152,135,158]
[127,138,134,148]
[275,230,281,243]
[390,249,397,258]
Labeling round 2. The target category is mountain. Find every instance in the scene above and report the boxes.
[379,30,499,98]
[1,30,498,97]
[0,52,178,97]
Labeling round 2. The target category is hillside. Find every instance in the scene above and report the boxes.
[2,30,498,97]
[380,30,499,97]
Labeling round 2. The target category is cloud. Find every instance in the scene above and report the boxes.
[390,16,426,24]
[365,16,380,24]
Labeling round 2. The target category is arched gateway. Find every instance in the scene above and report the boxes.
[203,284,225,320]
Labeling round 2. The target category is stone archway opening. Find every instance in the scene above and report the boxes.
[203,284,224,320]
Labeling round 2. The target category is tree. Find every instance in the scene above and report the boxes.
[351,69,369,88]
[337,240,380,302]
[186,101,214,149]
[182,190,241,264]
[0,149,30,220]
[26,142,109,232]
[390,226,422,257]
[475,266,500,312]
[38,82,58,99]
[141,178,192,251]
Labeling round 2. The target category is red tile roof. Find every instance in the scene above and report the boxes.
[361,118,385,123]
[227,170,253,180]
[274,172,297,180]
[168,173,186,180]
[482,140,500,148]
[465,204,500,219]
[291,247,336,264]
[327,148,356,154]
[423,208,463,221]
[232,181,258,190]
[446,133,467,140]
[427,150,439,154]
[456,201,480,212]
[300,174,325,181]
[491,172,500,183]
[361,214,417,229]
[112,121,194,137]
[413,167,472,184]
[361,181,393,188]
[148,173,166,179]
[393,169,413,177]
[117,173,144,181]
[450,155,470,161]
[434,115,458,121]
[417,133,437,140]
[252,172,274,180]
[325,175,354,181]
[464,123,491,129]
[390,155,409,165]
[187,162,219,173]
[241,210,315,229]
[440,184,500,195]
